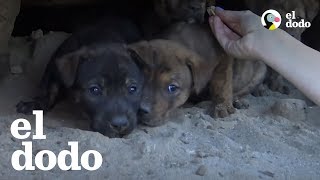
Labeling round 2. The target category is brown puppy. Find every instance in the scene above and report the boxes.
[129,39,212,126]
[130,23,265,126]
[159,22,235,119]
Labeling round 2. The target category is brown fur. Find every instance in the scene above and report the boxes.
[233,60,267,97]
[129,40,210,126]
[160,22,235,118]
[161,22,267,116]
[130,23,266,126]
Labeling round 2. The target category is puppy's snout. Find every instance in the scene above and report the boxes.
[139,102,151,115]
[110,116,129,132]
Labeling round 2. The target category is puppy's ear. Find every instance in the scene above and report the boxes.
[185,53,211,94]
[128,41,153,66]
[55,48,88,87]
[127,47,147,69]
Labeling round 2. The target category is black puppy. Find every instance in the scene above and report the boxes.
[16,17,144,137]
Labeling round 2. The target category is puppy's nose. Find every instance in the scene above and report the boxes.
[110,116,129,132]
[139,102,151,115]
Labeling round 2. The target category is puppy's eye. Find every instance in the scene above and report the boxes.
[128,85,137,94]
[168,84,179,94]
[88,85,102,96]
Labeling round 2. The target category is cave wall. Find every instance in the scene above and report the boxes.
[21,0,105,7]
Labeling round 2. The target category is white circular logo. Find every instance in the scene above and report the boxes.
[261,9,282,30]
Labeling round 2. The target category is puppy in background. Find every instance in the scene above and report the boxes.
[16,17,145,137]
[153,0,207,24]
[142,0,207,38]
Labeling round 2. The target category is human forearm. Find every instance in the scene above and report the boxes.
[257,29,320,105]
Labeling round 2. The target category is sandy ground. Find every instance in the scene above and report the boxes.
[0,32,320,179]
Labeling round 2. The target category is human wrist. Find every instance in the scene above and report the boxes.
[254,29,291,64]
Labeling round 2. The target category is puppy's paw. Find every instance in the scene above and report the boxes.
[16,101,43,115]
[252,84,269,97]
[233,99,249,109]
[209,103,235,118]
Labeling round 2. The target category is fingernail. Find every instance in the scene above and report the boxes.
[215,6,224,11]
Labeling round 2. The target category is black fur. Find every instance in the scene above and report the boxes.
[16,17,144,137]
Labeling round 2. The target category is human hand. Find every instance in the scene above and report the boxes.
[209,8,278,60]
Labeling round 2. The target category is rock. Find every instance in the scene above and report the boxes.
[31,29,44,40]
[289,88,316,106]
[8,37,32,74]
[29,32,70,83]
[306,106,320,128]
[195,165,207,176]
[271,99,307,122]
[233,98,250,109]
[258,170,275,178]
[194,118,214,129]
[179,133,191,144]
[10,65,23,74]
[190,158,201,164]
[0,54,9,76]
[0,0,20,55]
